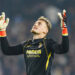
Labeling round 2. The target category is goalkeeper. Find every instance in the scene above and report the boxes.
[0,10,69,75]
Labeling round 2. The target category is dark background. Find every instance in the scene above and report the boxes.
[0,0,75,75]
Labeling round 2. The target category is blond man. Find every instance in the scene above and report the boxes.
[0,10,69,75]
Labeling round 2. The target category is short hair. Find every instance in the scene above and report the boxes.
[38,16,52,31]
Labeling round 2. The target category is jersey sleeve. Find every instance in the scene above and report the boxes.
[48,36,69,54]
[0,37,25,55]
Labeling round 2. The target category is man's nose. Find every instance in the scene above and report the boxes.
[34,24,38,26]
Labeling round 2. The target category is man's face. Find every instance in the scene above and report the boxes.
[31,19,48,34]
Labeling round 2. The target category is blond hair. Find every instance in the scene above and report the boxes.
[38,16,52,31]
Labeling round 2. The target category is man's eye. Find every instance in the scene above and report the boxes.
[38,22,41,25]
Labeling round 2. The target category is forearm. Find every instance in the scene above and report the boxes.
[54,36,69,54]
[0,37,23,55]
[62,36,69,52]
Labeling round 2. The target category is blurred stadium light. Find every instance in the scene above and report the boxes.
[45,6,60,26]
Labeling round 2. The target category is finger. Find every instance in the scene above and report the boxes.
[5,18,9,25]
[0,16,1,20]
[3,18,9,29]
[1,12,5,20]
[63,9,66,17]
[0,15,5,25]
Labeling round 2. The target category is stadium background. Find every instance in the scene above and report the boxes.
[0,0,75,75]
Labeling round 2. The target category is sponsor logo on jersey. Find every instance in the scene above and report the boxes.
[26,50,41,58]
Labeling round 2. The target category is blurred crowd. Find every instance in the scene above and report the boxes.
[0,0,75,75]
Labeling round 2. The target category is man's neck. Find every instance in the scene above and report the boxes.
[33,33,46,40]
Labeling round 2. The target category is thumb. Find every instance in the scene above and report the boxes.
[1,12,5,20]
[5,18,9,25]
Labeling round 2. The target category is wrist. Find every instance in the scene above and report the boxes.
[0,30,7,37]
[62,27,68,36]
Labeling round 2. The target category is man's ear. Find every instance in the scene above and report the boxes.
[46,29,48,33]
[43,29,48,34]
[45,28,48,34]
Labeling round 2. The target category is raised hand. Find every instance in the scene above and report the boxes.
[58,9,68,36]
[0,12,9,37]
[0,12,9,31]
[58,9,67,28]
